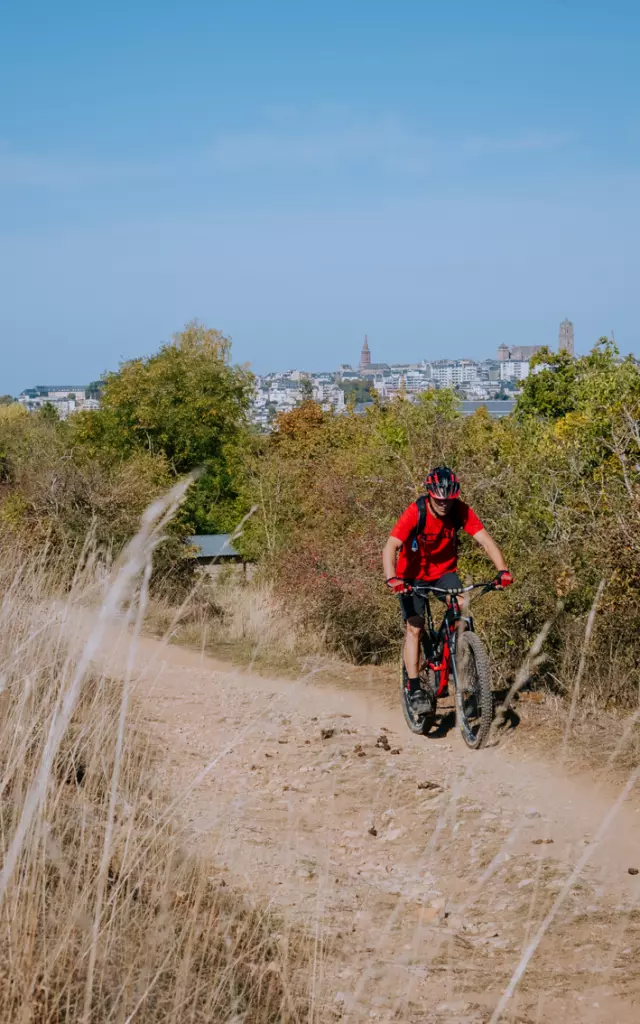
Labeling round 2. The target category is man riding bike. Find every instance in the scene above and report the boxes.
[382,466,513,715]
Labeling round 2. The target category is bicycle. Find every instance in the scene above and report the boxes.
[400,579,498,749]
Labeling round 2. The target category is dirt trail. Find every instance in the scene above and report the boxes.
[94,622,640,1023]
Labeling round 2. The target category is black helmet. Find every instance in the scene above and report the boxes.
[424,465,461,500]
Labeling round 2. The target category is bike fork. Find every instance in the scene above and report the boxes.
[449,640,464,721]
[429,628,453,698]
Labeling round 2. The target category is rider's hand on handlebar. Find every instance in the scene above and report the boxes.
[493,569,513,590]
[386,576,408,594]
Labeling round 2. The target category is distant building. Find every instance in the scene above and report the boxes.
[499,360,530,382]
[511,345,542,361]
[558,318,575,356]
[497,344,543,362]
[17,384,96,419]
[360,362,390,379]
[360,335,371,371]
[430,360,481,388]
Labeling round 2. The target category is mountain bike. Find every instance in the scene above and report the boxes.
[400,580,498,749]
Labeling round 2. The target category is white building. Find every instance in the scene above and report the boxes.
[429,360,481,388]
[312,381,346,411]
[17,384,100,419]
[499,360,530,382]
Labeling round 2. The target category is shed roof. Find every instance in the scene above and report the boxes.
[187,534,241,558]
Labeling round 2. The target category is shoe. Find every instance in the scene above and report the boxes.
[409,687,434,716]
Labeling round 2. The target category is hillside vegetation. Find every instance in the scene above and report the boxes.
[2,328,639,706]
[0,322,252,594]
[244,340,640,705]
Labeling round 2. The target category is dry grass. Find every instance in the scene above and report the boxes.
[145,576,333,678]
[0,487,310,1023]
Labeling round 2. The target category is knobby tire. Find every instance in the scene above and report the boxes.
[454,631,493,749]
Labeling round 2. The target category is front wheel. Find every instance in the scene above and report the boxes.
[454,632,493,749]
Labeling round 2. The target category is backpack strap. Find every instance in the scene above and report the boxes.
[409,496,463,552]
[409,495,428,552]
[416,494,427,536]
[448,500,464,531]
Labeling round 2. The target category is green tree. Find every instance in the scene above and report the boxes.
[85,380,103,401]
[37,402,60,424]
[339,379,374,403]
[70,321,254,533]
[516,347,578,419]
[0,395,15,406]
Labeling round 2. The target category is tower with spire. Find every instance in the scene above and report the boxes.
[360,335,371,372]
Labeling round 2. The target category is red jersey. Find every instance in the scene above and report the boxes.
[391,499,484,581]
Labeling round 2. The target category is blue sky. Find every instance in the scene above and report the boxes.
[1,0,639,393]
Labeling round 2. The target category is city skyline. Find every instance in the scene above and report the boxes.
[9,315,626,398]
[15,318,599,429]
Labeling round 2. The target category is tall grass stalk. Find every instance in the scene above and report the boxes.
[0,481,307,1022]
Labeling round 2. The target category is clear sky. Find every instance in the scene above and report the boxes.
[1,0,639,393]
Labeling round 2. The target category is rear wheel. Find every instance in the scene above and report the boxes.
[454,632,493,749]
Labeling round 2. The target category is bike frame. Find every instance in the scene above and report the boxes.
[410,582,493,699]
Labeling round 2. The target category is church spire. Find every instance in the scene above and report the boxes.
[360,334,371,370]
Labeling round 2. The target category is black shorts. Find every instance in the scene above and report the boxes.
[399,572,463,623]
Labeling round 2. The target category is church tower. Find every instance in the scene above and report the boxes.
[558,318,574,356]
[360,335,371,371]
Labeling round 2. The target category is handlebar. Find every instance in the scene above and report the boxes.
[404,581,496,597]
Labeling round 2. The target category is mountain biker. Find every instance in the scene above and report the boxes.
[381,466,513,715]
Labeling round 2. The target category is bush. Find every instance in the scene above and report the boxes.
[0,394,198,596]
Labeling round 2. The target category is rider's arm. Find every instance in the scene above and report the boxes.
[382,535,404,581]
[383,503,418,582]
[472,528,508,573]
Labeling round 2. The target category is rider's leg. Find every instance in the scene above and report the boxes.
[404,617,424,681]
[404,615,435,714]
[399,592,429,706]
